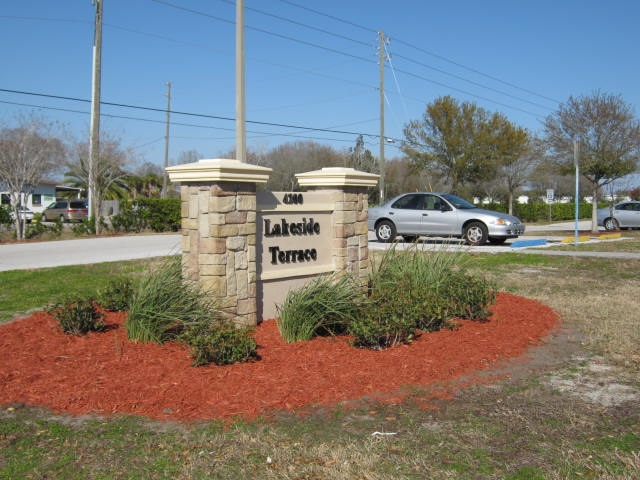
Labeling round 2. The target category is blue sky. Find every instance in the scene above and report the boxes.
[1,0,638,171]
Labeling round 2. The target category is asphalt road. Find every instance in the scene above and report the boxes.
[0,222,638,272]
[0,234,181,272]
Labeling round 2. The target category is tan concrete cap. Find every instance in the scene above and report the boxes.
[166,158,272,184]
[296,167,379,187]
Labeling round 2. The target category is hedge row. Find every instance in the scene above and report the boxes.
[482,202,595,222]
[110,198,181,233]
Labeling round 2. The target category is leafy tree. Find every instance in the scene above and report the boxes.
[0,114,65,240]
[544,91,640,231]
[401,96,527,195]
[126,162,164,199]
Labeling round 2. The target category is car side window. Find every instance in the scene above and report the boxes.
[423,195,444,211]
[391,194,420,210]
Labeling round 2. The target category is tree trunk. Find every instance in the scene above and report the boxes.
[591,184,599,233]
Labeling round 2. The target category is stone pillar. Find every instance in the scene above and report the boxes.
[296,167,379,287]
[166,159,271,326]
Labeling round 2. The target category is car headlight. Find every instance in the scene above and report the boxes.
[492,218,512,226]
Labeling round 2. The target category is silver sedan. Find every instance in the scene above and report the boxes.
[597,201,640,230]
[368,192,525,245]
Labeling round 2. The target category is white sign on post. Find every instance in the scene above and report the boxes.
[546,189,554,203]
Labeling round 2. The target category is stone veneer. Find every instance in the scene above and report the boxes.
[167,159,271,327]
[296,168,378,288]
[167,161,378,325]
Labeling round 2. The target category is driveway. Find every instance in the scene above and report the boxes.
[1,221,638,272]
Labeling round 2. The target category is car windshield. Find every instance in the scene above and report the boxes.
[441,194,476,210]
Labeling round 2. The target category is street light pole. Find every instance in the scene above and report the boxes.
[574,140,580,246]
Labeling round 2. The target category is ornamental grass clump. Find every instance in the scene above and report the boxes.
[276,273,363,342]
[126,256,219,343]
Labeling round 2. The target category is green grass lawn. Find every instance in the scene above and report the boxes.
[1,243,638,479]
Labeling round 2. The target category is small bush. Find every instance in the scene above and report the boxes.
[71,218,96,236]
[276,274,363,343]
[180,320,257,366]
[126,256,219,343]
[98,278,135,312]
[48,296,106,335]
[350,244,496,349]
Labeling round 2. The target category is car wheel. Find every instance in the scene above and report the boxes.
[603,217,619,231]
[375,220,396,243]
[488,237,507,245]
[463,221,488,246]
[403,235,418,243]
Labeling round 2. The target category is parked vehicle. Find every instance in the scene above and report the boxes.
[597,201,640,230]
[10,207,34,223]
[41,199,89,222]
[368,192,525,245]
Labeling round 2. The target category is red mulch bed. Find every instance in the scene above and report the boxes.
[0,292,559,422]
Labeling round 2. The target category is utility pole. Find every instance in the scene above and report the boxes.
[162,81,171,198]
[378,31,387,203]
[236,0,246,162]
[89,0,103,222]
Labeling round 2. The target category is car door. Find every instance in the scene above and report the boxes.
[388,194,424,234]
[628,203,640,227]
[615,203,639,228]
[419,194,457,235]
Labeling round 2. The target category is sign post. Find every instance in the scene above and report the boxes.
[546,189,554,222]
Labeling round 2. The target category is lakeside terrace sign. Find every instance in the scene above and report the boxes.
[166,159,379,325]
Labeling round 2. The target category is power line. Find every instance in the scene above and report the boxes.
[219,0,372,48]
[0,88,399,142]
[275,0,559,108]
[153,0,376,65]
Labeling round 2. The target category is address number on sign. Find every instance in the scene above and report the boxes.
[283,193,303,205]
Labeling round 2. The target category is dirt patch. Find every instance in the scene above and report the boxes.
[0,292,565,422]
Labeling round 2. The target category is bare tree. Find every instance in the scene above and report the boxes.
[544,91,640,231]
[500,135,541,214]
[0,114,65,240]
[66,134,132,233]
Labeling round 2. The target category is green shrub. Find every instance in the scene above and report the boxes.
[98,278,135,312]
[110,198,180,233]
[0,205,12,227]
[71,218,97,236]
[48,296,106,335]
[350,244,496,349]
[180,320,257,366]
[438,271,497,322]
[126,256,219,343]
[24,221,48,239]
[276,274,363,342]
